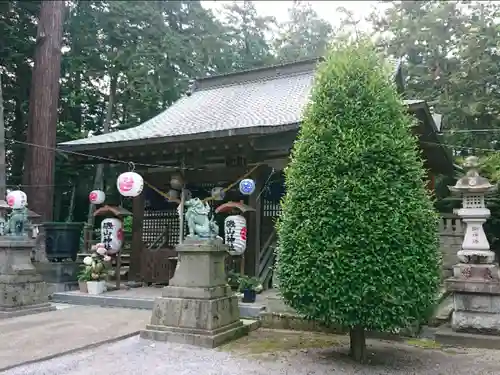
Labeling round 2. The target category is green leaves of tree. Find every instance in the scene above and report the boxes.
[276,40,441,332]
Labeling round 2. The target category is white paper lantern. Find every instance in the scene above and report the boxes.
[182,188,192,201]
[100,218,123,254]
[167,189,179,200]
[170,174,183,190]
[88,190,105,205]
[211,187,225,201]
[117,171,144,197]
[6,190,27,209]
[224,215,247,255]
[239,178,255,195]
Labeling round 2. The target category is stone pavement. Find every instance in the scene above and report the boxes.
[6,330,500,375]
[0,304,151,372]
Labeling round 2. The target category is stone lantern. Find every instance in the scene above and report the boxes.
[445,156,500,335]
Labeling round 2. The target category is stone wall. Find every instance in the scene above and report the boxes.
[439,214,463,278]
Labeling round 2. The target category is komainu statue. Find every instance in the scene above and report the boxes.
[184,198,219,239]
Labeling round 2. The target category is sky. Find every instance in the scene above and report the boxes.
[201,1,388,31]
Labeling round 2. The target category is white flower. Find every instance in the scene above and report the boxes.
[83,256,93,266]
[90,245,97,251]
[91,252,98,258]
[95,243,105,249]
[103,255,111,262]
[96,247,107,256]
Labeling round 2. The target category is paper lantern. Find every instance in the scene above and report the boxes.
[211,187,225,201]
[224,215,247,255]
[100,218,123,255]
[167,189,179,200]
[182,188,192,201]
[170,174,183,190]
[6,190,27,209]
[88,190,105,205]
[117,171,144,197]
[239,178,255,195]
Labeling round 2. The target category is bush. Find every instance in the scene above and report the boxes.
[276,39,441,362]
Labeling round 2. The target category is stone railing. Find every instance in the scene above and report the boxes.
[439,213,464,235]
[439,213,463,278]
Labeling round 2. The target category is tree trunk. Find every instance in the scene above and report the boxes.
[24,0,65,221]
[349,325,367,363]
[86,72,118,226]
[0,72,6,201]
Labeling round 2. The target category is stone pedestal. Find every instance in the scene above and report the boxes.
[446,266,500,334]
[34,261,79,294]
[0,237,55,318]
[140,238,247,348]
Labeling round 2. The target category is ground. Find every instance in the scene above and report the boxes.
[3,306,500,375]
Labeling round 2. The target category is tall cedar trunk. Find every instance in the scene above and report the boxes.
[0,73,5,201]
[86,73,118,226]
[24,0,65,221]
[349,326,367,363]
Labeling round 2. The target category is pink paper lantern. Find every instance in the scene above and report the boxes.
[89,190,105,205]
[6,190,27,209]
[116,171,144,197]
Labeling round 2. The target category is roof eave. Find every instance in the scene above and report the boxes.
[58,123,301,153]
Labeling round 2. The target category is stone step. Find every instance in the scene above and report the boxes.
[52,291,266,318]
[435,324,500,349]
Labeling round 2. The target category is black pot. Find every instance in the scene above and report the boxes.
[44,222,84,262]
[242,289,256,303]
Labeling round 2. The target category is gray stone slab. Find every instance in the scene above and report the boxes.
[446,278,500,294]
[0,303,54,319]
[454,293,500,313]
[436,324,500,349]
[452,310,500,334]
[140,321,249,348]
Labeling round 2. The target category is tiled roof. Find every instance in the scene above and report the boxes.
[60,58,404,148]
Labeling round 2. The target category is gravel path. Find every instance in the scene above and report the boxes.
[5,332,500,375]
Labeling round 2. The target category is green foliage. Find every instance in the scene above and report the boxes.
[227,270,241,290]
[77,265,92,282]
[238,275,260,292]
[274,1,333,62]
[276,40,441,332]
[122,216,132,232]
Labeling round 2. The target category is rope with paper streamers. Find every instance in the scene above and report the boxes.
[144,163,263,205]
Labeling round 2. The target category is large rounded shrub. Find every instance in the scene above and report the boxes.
[276,40,441,361]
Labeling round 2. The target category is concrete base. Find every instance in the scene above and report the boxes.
[141,320,248,348]
[0,237,55,318]
[446,274,500,334]
[46,282,79,295]
[436,325,500,349]
[266,290,297,314]
[34,262,79,283]
[141,238,248,348]
[35,262,79,296]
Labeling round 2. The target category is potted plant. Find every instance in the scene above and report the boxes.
[239,275,261,303]
[227,271,241,291]
[77,266,91,293]
[82,243,112,295]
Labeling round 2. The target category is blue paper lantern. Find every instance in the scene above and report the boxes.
[239,178,255,195]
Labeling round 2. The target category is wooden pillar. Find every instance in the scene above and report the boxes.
[129,192,145,281]
[245,167,264,276]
